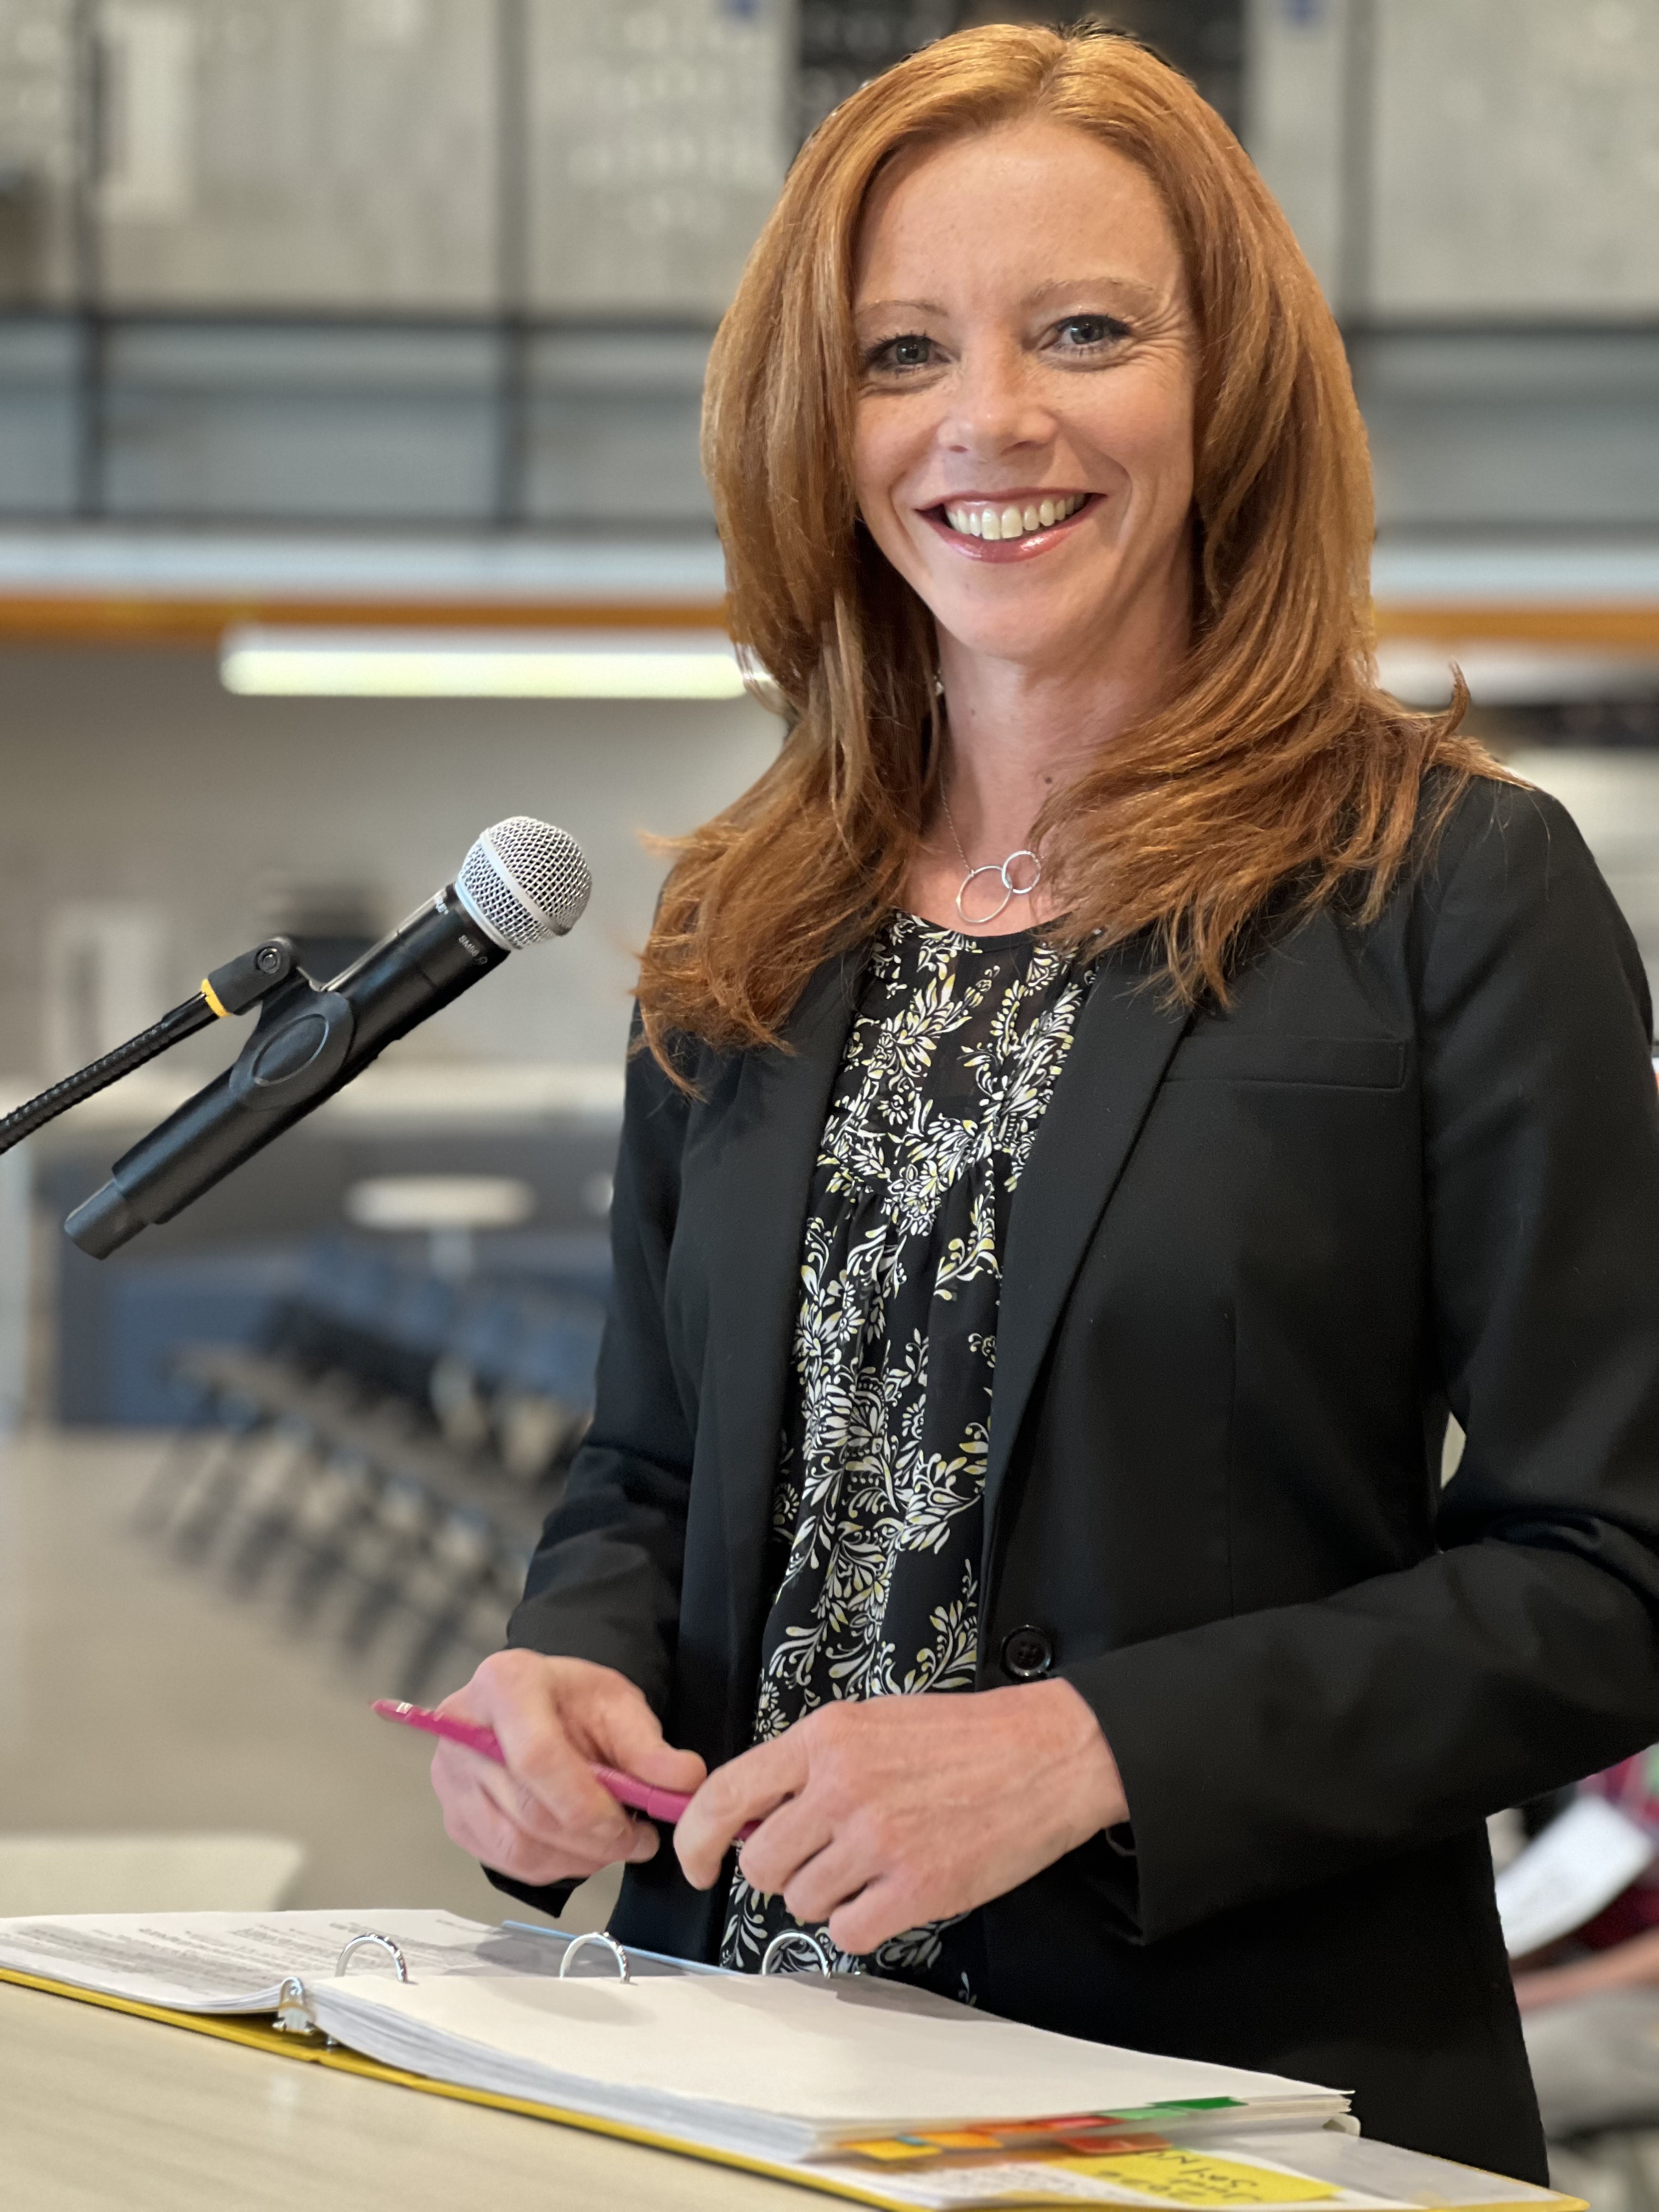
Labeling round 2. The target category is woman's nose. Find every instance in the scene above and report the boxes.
[939,345,1053,458]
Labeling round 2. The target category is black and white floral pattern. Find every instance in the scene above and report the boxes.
[721,912,1093,1989]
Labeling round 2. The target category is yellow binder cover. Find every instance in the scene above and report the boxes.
[0,1965,1583,2212]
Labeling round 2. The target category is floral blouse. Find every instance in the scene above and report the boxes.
[720,911,1096,1994]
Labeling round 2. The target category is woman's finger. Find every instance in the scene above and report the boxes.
[437,1777,570,1883]
[493,1707,637,1852]
[438,1652,633,1847]
[825,1872,920,1958]
[676,1735,808,1886]
[585,1680,708,1795]
[438,1756,654,1881]
[430,1728,652,1869]
[778,1835,876,1930]
[735,1789,837,1899]
[474,1813,588,1888]
[431,1741,570,1849]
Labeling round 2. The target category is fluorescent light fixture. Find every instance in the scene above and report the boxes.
[343,1175,537,1231]
[219,625,747,699]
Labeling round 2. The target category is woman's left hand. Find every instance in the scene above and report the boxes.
[674,1680,1128,1955]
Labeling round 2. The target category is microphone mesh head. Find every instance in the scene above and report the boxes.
[455,817,591,950]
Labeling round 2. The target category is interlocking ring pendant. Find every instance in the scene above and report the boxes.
[956,848,1042,928]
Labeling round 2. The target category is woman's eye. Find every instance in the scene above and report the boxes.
[867,333,936,375]
[1052,315,1129,352]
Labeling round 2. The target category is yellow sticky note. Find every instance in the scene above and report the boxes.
[1058,2149,1340,2205]
[840,2135,989,2163]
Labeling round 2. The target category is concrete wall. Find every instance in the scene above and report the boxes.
[1244,0,1659,537]
[1247,0,1659,319]
[0,0,791,316]
[0,644,781,1083]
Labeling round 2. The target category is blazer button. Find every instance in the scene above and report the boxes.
[1000,1624,1055,1680]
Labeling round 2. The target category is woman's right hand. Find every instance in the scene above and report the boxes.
[428,1650,707,1888]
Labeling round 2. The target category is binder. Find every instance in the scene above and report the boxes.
[0,1909,1584,2212]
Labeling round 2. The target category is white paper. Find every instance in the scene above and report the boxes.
[1494,1796,1655,1957]
[0,1908,570,2011]
[309,1969,1347,2163]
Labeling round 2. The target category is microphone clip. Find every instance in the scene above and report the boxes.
[0,935,304,1164]
[203,937,300,1017]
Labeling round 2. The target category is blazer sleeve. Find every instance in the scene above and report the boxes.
[503,1018,697,1717]
[1070,781,1659,1944]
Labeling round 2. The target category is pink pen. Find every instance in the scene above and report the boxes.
[371,1699,759,1838]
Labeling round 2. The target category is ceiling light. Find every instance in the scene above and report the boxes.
[219,625,747,699]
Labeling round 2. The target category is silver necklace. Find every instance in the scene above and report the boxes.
[938,787,1042,928]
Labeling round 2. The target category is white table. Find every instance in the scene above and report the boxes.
[0,1977,809,2211]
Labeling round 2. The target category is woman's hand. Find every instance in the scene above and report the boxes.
[674,1680,1127,1954]
[428,1650,706,1888]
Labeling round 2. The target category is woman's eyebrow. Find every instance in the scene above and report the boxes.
[854,297,947,321]
[1022,274,1161,313]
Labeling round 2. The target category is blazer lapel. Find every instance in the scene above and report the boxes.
[705,947,867,1688]
[982,947,1192,1584]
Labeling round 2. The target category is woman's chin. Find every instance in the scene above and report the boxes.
[934,610,1109,673]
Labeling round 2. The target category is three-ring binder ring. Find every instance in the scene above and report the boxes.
[760,1930,833,1977]
[336,1933,410,1982]
[559,1931,631,1983]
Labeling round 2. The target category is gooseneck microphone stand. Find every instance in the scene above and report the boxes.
[0,937,300,1160]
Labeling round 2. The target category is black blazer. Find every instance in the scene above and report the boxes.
[500,778,1659,2180]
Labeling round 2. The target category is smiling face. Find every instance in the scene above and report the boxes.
[852,119,1199,681]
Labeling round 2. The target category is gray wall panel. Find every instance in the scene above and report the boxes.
[0,0,77,306]
[0,317,76,507]
[1371,0,1659,319]
[96,0,498,310]
[522,328,710,525]
[98,323,499,520]
[526,0,788,317]
[1355,329,1659,535]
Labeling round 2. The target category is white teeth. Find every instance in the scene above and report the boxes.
[941,492,1087,541]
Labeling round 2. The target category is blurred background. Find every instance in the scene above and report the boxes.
[0,0,1655,2165]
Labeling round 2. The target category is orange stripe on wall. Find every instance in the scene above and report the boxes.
[0,595,1655,653]
[1374,602,1659,650]
[0,597,731,647]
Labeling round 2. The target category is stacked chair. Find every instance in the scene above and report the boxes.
[136,1238,605,1701]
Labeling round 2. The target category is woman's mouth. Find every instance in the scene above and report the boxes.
[940,492,1091,541]
[922,491,1098,560]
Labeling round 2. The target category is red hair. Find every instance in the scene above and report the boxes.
[636,22,1497,1071]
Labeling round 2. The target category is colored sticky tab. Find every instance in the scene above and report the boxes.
[1058,2149,1340,2204]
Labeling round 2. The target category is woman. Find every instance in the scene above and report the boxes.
[431,25,1659,2179]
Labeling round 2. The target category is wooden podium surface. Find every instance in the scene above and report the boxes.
[0,1976,809,2212]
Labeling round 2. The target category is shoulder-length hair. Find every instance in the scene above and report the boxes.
[636,21,1494,1072]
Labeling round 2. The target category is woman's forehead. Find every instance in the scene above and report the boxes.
[853,121,1183,309]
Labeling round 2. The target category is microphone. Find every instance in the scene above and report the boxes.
[65,816,591,1260]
